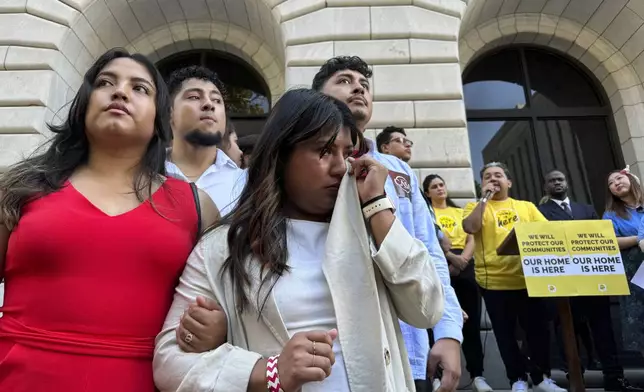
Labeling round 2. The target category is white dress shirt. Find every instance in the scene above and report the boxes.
[165,150,247,216]
[552,197,571,210]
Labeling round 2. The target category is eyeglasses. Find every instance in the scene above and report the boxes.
[389,137,414,147]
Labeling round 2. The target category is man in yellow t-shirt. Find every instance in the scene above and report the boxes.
[462,162,563,392]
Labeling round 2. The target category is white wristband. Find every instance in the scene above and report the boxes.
[362,196,394,220]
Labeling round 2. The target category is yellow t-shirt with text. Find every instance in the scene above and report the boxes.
[463,198,547,290]
[434,207,467,250]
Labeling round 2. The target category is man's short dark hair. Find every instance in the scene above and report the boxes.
[220,114,236,150]
[237,134,258,154]
[311,56,373,91]
[480,161,512,180]
[166,65,227,101]
[546,169,566,178]
[376,126,406,153]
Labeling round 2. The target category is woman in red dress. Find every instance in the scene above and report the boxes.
[0,48,218,391]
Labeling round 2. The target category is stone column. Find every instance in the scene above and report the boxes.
[0,0,287,171]
[276,0,475,205]
[0,0,85,170]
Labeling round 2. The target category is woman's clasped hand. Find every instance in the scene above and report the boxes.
[277,329,338,391]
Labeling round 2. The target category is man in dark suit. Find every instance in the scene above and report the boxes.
[539,170,598,221]
[539,170,640,392]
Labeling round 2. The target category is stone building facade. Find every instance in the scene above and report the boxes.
[3,0,644,385]
[0,0,464,205]
[2,0,644,206]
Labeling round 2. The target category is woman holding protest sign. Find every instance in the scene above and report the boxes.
[423,174,491,392]
[603,167,644,356]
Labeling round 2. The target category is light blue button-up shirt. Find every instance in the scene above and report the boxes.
[366,139,463,380]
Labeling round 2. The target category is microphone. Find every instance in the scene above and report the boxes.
[481,190,493,203]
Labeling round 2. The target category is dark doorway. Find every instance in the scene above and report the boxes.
[156,50,270,137]
[463,46,623,216]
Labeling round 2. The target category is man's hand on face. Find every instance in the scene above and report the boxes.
[481,182,499,198]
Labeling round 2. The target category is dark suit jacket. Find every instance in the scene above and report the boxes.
[538,198,599,221]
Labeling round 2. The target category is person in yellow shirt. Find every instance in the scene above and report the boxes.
[462,162,563,392]
[423,174,491,392]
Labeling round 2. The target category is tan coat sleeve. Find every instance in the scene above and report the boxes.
[153,232,262,392]
[370,218,445,329]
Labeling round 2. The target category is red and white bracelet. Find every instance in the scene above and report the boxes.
[266,354,284,392]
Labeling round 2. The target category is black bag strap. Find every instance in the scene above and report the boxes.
[190,182,202,234]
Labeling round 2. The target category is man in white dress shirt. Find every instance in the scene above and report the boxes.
[165,66,246,216]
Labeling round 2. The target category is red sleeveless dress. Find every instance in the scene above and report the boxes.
[0,177,198,392]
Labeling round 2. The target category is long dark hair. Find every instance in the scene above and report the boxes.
[423,174,458,208]
[216,88,360,313]
[0,48,171,230]
[605,169,644,219]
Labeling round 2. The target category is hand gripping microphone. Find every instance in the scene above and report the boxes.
[481,189,493,203]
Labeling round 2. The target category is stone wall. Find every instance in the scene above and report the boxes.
[0,0,285,171]
[0,1,80,169]
[3,0,644,204]
[278,0,476,205]
[461,0,644,182]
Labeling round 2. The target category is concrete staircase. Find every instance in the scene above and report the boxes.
[459,300,644,390]
[2,280,643,391]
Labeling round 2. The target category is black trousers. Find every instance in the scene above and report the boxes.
[415,379,429,392]
[554,296,623,380]
[481,288,551,385]
[450,250,484,378]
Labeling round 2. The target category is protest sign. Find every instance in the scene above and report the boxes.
[515,220,630,297]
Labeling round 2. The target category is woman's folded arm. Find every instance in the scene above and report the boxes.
[153,237,264,392]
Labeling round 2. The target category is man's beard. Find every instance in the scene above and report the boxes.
[184,129,222,147]
[551,190,567,200]
[350,107,368,124]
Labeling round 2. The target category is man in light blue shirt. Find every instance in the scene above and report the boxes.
[314,56,464,392]
[375,126,454,255]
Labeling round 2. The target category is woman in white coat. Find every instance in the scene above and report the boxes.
[153,88,445,392]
